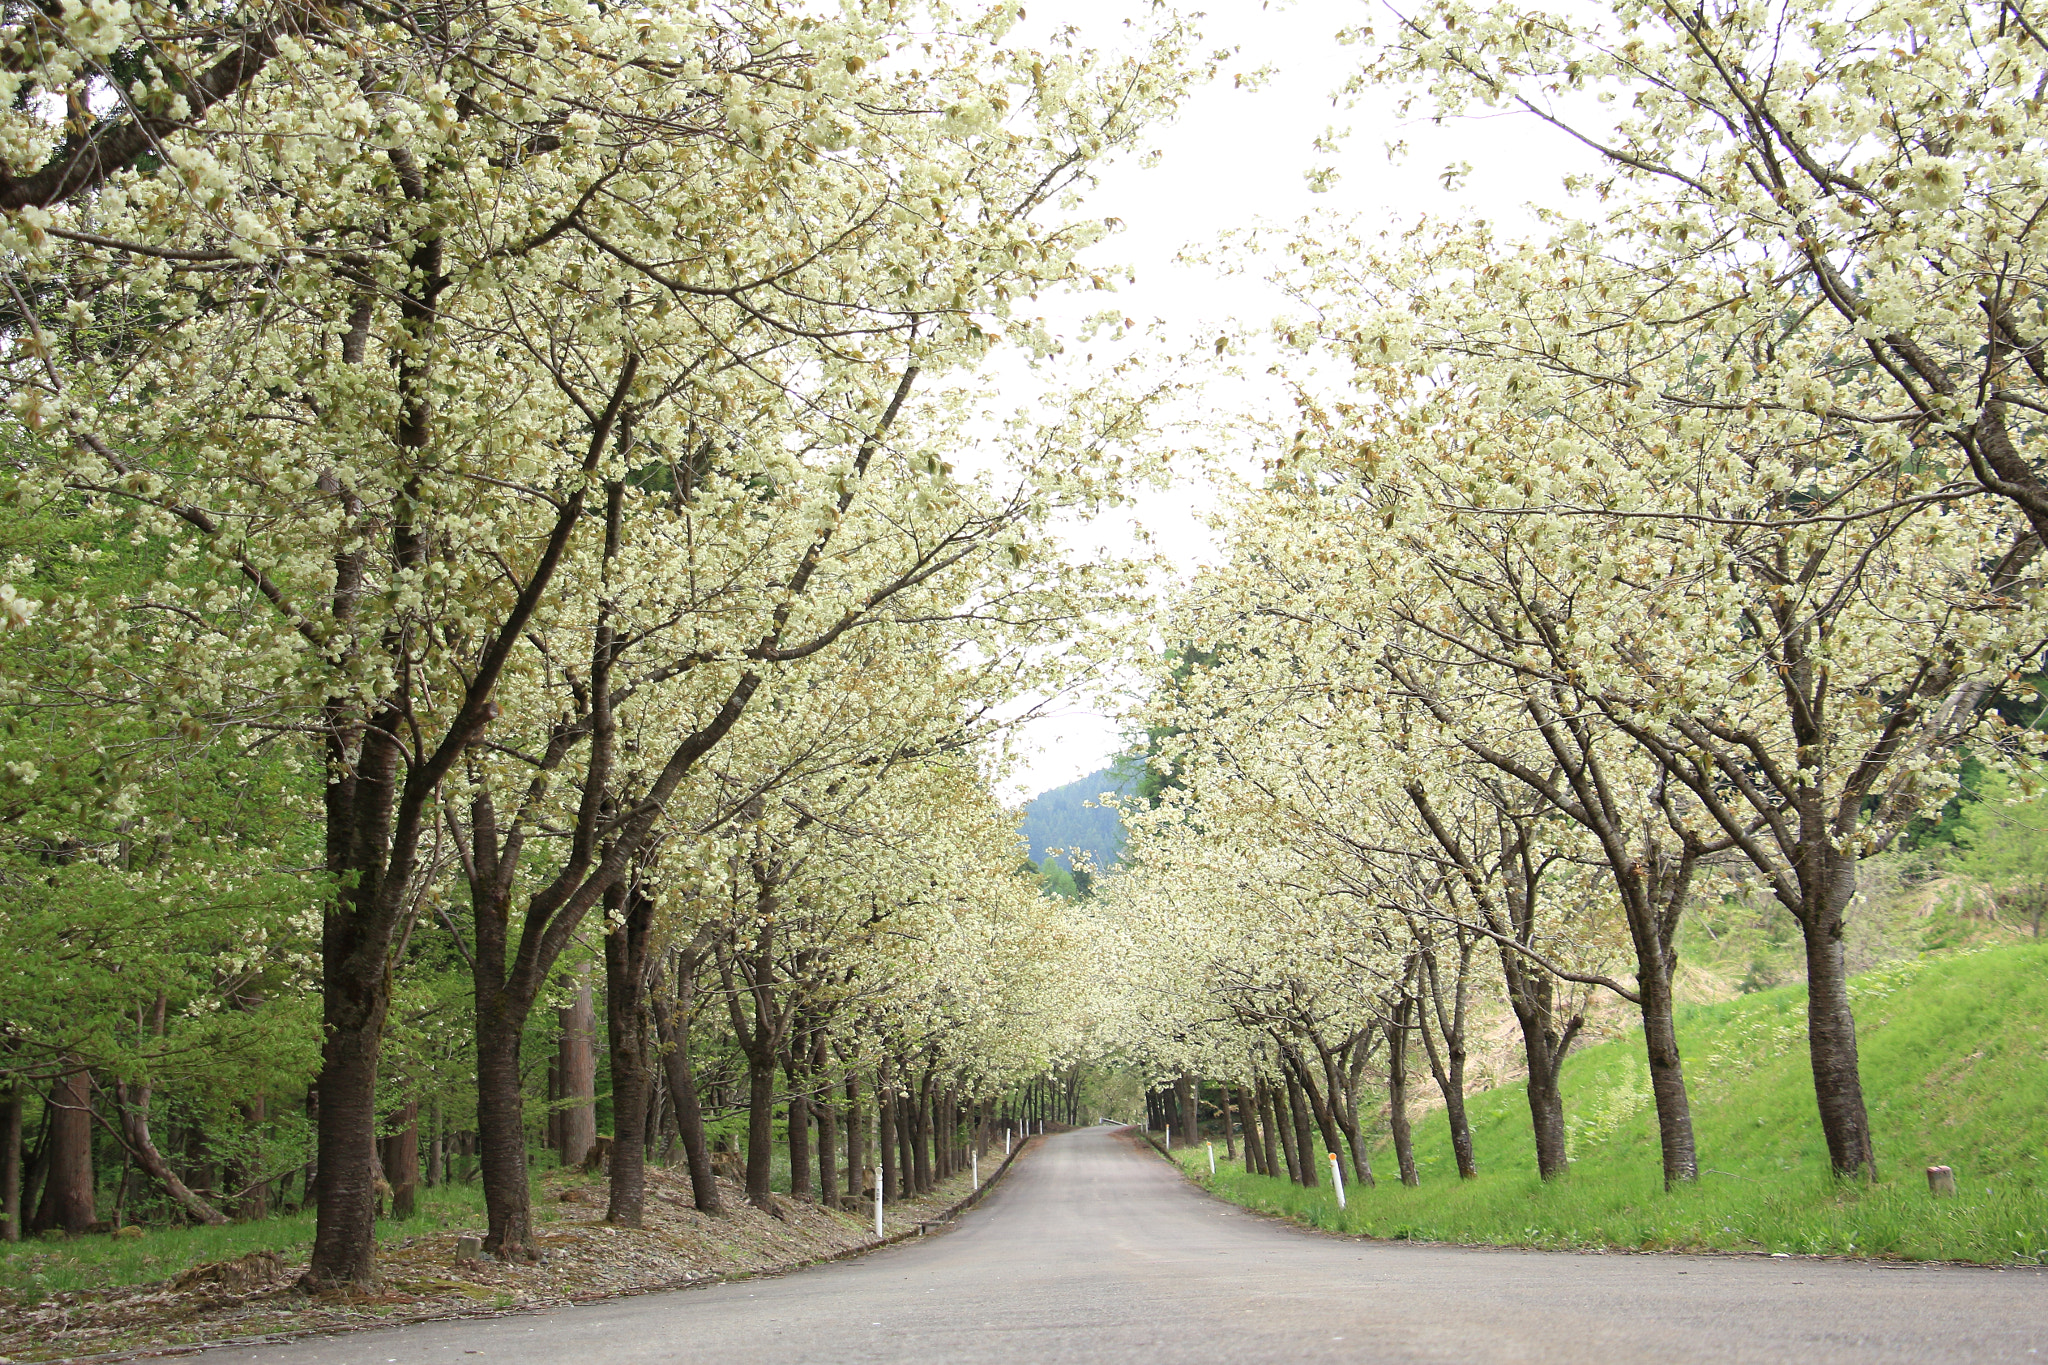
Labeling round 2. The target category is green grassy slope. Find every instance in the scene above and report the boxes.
[1180,943,2048,1263]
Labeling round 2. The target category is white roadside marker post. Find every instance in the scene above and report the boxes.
[1005,1128,1011,1155]
[1208,1142,1216,1176]
[972,1150,980,1191]
[1329,1152,1347,1210]
[873,1166,883,1238]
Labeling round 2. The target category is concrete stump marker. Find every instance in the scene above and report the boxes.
[455,1234,483,1260]
[1928,1165,1957,1196]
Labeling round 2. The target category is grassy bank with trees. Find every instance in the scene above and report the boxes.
[1171,944,2048,1264]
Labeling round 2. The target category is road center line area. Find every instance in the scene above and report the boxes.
[188,1128,2048,1365]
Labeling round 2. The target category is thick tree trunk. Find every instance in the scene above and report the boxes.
[1220,1088,1236,1162]
[603,885,653,1227]
[647,982,719,1213]
[474,1024,536,1260]
[34,1066,95,1233]
[1801,857,1877,1179]
[304,946,390,1284]
[556,974,598,1169]
[1636,951,1698,1188]
[1175,1073,1197,1148]
[2,1085,20,1242]
[1522,1043,1571,1182]
[744,1052,777,1211]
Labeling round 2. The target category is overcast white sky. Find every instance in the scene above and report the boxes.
[996,0,1600,800]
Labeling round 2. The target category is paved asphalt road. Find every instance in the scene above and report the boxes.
[189,1125,2048,1365]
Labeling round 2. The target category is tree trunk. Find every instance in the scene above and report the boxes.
[898,1089,918,1196]
[1499,958,1575,1181]
[1220,1088,1236,1162]
[237,1095,270,1220]
[1257,1079,1285,1180]
[1801,856,1877,1179]
[427,1100,443,1188]
[744,1051,777,1211]
[34,1065,96,1233]
[816,1058,838,1207]
[556,974,598,1169]
[1175,1073,1197,1148]
[603,883,653,1227]
[381,1099,419,1220]
[1636,948,1699,1189]
[1265,1078,1296,1183]
[647,975,719,1213]
[1283,1069,1318,1187]
[844,1072,865,1199]
[1235,1086,1262,1176]
[910,1079,932,1195]
[2,1084,20,1242]
[786,1048,813,1202]
[878,1065,898,1203]
[1385,1010,1419,1187]
[474,1022,535,1260]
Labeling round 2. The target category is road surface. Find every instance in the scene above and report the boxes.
[190,1125,2048,1364]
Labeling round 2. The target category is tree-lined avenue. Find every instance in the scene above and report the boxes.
[187,1127,2048,1364]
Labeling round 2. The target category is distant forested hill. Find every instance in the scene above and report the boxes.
[1020,765,1135,873]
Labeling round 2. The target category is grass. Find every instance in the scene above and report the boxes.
[1,1136,871,1303]
[0,1170,576,1302]
[1176,942,2048,1263]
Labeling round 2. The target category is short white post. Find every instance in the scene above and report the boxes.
[1005,1128,1012,1155]
[1164,1125,1171,1150]
[972,1149,980,1190]
[873,1166,883,1237]
[1207,1142,1216,1175]
[1328,1152,1347,1210]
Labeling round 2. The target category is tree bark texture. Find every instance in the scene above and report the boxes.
[844,1072,864,1198]
[878,1065,899,1203]
[603,881,654,1227]
[474,1022,535,1259]
[647,970,719,1213]
[35,1065,95,1233]
[2,1085,20,1242]
[1801,853,1877,1179]
[1385,1007,1419,1187]
[556,973,598,1169]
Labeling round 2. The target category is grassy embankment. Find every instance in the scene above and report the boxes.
[0,1141,825,1302]
[1174,942,2048,1263]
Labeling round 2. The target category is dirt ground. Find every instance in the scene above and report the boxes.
[0,1162,996,1364]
